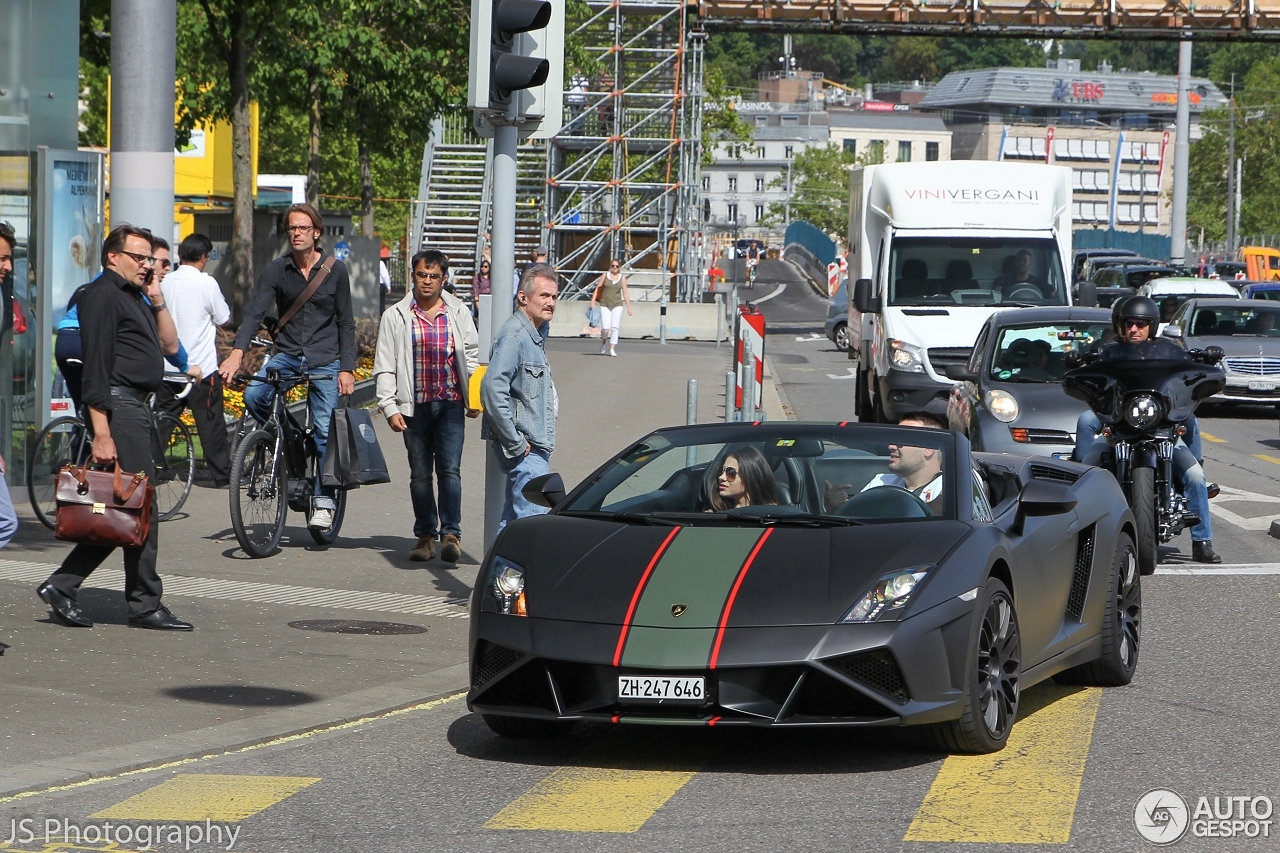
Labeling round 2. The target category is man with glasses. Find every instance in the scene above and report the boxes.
[374,250,479,563]
[219,203,356,530]
[1072,295,1220,563]
[37,224,195,630]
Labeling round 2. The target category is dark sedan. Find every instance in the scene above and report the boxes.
[946,307,1114,457]
[1162,298,1280,406]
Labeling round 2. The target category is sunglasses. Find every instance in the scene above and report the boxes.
[718,465,739,480]
[1123,319,1152,330]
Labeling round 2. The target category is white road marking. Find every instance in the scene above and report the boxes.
[746,283,787,305]
[0,558,470,617]
[826,367,858,380]
[794,332,825,342]
[1207,485,1280,531]
[1155,564,1280,575]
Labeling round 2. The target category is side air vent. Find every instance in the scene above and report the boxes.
[1066,524,1096,621]
[1029,463,1080,484]
[825,649,910,704]
[472,640,525,687]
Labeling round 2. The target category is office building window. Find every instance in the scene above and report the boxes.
[756,146,766,159]
[842,138,856,155]
[727,176,737,193]
[727,203,738,222]
[868,140,885,163]
[926,141,939,161]
[703,199,711,221]
[701,175,710,192]
[755,204,765,221]
[755,176,765,192]
[784,145,794,159]
[898,141,912,162]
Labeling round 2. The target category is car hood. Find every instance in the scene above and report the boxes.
[493,515,972,628]
[1190,336,1280,358]
[985,380,1088,431]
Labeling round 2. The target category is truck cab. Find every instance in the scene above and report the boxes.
[846,161,1073,422]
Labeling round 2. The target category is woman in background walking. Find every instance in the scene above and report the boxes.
[589,258,632,356]
[470,257,491,323]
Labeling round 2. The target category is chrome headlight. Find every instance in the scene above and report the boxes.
[490,556,527,616]
[841,566,932,623]
[888,339,926,373]
[986,389,1019,423]
[1123,393,1164,430]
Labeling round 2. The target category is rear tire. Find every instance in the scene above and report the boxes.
[854,365,871,422]
[230,429,287,558]
[307,488,347,546]
[1056,534,1140,686]
[27,416,90,531]
[153,413,195,521]
[833,323,850,352]
[1129,467,1158,575]
[482,714,576,739]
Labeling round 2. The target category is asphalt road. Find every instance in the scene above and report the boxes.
[4,263,1278,852]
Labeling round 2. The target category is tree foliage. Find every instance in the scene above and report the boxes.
[763,144,858,235]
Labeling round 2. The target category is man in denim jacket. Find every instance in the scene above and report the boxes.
[482,264,559,529]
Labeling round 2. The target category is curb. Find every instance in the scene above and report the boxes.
[786,258,831,300]
[761,356,798,422]
[0,663,469,800]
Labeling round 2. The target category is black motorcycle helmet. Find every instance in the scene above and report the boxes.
[1115,295,1161,332]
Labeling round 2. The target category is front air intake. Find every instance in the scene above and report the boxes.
[472,640,525,688]
[825,649,910,704]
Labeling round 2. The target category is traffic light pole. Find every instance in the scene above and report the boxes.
[483,116,520,551]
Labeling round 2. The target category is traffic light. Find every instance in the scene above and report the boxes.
[469,0,563,138]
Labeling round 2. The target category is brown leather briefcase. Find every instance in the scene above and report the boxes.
[54,464,154,548]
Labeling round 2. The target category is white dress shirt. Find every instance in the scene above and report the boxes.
[162,264,231,376]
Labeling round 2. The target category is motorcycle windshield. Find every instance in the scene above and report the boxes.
[1064,339,1226,422]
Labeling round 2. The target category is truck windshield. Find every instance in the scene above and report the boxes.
[888,237,1066,307]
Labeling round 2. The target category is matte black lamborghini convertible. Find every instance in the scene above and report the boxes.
[468,423,1141,753]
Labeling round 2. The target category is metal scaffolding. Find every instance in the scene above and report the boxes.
[543,0,707,301]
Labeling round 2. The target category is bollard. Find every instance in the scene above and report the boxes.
[686,379,698,466]
[715,293,723,348]
[724,371,735,423]
[660,286,668,345]
[742,337,756,421]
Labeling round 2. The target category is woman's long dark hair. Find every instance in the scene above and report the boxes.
[706,444,777,511]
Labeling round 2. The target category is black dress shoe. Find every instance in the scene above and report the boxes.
[1192,540,1223,564]
[129,606,194,631]
[36,582,93,628]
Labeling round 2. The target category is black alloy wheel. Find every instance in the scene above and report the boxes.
[1057,533,1141,686]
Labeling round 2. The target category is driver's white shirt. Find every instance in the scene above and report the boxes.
[861,472,944,504]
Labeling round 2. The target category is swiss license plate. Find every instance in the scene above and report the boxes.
[1248,380,1276,392]
[617,675,705,703]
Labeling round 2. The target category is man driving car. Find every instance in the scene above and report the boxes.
[825,412,946,515]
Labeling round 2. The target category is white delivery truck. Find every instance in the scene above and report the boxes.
[846,161,1074,422]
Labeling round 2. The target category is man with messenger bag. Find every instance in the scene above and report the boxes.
[37,225,195,631]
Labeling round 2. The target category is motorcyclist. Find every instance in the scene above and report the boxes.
[1072,295,1220,564]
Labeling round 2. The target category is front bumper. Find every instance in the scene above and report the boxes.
[468,596,976,728]
[973,414,1075,458]
[878,371,952,422]
[1215,383,1280,405]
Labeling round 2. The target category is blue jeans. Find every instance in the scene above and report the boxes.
[403,401,465,539]
[245,353,341,498]
[494,442,551,531]
[1074,410,1212,542]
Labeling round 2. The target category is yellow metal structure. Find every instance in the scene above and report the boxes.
[1242,246,1280,281]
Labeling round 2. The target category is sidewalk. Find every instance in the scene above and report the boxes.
[0,335,769,797]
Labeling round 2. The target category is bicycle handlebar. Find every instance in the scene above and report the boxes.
[237,371,337,386]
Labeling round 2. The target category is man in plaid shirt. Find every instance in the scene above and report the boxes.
[374,250,479,563]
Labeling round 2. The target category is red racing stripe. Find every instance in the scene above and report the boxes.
[612,527,682,667]
[707,716,722,727]
[708,527,774,670]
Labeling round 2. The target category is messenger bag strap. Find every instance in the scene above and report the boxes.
[277,258,335,331]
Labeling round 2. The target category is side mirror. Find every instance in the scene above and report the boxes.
[853,278,880,314]
[521,472,567,509]
[945,363,978,382]
[1076,280,1098,308]
[1013,478,1077,535]
[1161,325,1182,339]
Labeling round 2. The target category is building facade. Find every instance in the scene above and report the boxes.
[827,111,952,164]
[920,60,1226,234]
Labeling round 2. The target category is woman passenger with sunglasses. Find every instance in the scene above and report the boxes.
[706,445,777,511]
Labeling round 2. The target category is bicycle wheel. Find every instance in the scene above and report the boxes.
[153,413,195,521]
[307,487,347,546]
[26,416,90,530]
[230,429,287,558]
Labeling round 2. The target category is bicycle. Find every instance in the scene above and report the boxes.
[228,366,346,557]
[26,374,197,530]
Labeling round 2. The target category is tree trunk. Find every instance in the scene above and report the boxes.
[358,111,374,237]
[307,67,321,209]
[229,4,254,315]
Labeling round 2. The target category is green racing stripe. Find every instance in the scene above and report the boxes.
[619,528,763,669]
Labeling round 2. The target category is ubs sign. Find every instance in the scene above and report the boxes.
[1052,79,1105,103]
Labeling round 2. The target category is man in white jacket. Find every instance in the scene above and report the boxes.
[374,250,479,563]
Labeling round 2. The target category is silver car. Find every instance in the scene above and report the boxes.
[824,278,850,351]
[1161,298,1280,406]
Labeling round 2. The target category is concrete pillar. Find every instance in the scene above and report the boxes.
[1169,40,1192,265]
[109,0,176,238]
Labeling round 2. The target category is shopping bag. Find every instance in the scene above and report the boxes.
[322,408,391,488]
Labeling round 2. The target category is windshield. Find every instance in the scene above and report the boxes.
[1126,269,1175,289]
[561,426,954,522]
[1188,304,1280,337]
[991,322,1111,382]
[1249,289,1280,302]
[888,237,1066,307]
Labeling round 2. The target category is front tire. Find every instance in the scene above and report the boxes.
[833,323,850,352]
[153,413,195,521]
[230,429,287,558]
[1056,534,1141,686]
[928,579,1021,754]
[483,714,576,739]
[1129,467,1158,575]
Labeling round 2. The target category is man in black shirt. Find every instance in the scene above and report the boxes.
[218,203,355,530]
[37,225,194,630]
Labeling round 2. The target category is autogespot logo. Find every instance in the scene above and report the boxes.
[1135,789,1190,845]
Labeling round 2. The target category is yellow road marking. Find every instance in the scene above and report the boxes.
[486,766,699,833]
[91,775,320,821]
[1200,431,1227,443]
[904,684,1102,844]
[1254,454,1280,466]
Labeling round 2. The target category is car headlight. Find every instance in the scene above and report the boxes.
[888,339,926,373]
[490,556,527,616]
[986,389,1019,423]
[1123,393,1164,430]
[841,566,932,623]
